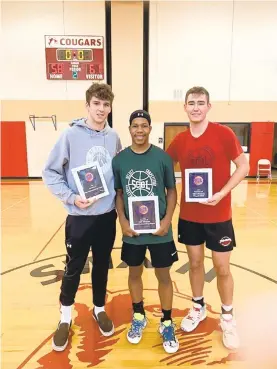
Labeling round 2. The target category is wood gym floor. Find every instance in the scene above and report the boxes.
[1,177,277,369]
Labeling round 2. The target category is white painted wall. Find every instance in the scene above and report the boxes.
[1,1,106,100]
[150,1,277,102]
[26,121,69,176]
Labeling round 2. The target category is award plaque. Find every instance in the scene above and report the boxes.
[72,162,109,201]
[185,168,212,202]
[128,196,160,234]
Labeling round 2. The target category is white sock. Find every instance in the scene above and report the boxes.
[193,296,204,301]
[222,305,233,320]
[222,304,233,312]
[193,296,204,306]
[94,305,105,317]
[60,304,72,323]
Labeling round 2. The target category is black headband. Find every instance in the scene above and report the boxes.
[129,110,151,125]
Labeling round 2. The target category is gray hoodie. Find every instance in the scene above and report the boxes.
[42,118,122,216]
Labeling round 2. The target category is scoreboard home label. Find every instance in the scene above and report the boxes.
[45,35,104,81]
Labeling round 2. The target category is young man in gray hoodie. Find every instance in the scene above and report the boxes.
[42,83,122,352]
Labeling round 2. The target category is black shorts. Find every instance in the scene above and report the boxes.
[121,241,178,268]
[178,218,236,252]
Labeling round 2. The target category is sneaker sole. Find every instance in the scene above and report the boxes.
[222,335,240,350]
[52,338,68,352]
[163,340,179,354]
[180,311,207,332]
[93,314,115,337]
[127,333,143,344]
[222,339,239,350]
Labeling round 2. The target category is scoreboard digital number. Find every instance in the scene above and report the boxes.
[56,49,93,61]
[45,35,104,81]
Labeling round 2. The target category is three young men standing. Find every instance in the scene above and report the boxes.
[43,83,248,353]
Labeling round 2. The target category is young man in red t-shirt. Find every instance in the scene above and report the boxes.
[166,86,249,350]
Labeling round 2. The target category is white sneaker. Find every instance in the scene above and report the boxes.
[181,303,207,332]
[127,313,147,344]
[159,320,179,354]
[220,314,240,350]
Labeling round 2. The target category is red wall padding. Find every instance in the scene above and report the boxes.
[1,121,28,177]
[249,122,274,176]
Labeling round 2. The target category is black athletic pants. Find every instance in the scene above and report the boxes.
[59,209,117,307]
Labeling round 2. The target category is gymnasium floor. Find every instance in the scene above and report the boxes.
[1,177,277,369]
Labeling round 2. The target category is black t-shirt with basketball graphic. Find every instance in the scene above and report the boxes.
[112,145,176,245]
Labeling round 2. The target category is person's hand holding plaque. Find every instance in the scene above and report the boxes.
[152,217,171,236]
[119,217,139,238]
[128,196,160,234]
[200,190,226,206]
[74,195,98,209]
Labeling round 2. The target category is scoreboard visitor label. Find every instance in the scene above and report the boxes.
[45,35,104,81]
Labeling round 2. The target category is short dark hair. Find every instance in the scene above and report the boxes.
[185,86,210,104]
[86,83,114,105]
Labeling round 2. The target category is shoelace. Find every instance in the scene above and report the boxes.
[187,307,201,321]
[161,323,177,343]
[129,318,145,337]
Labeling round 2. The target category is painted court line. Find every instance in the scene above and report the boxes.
[33,222,65,261]
[245,205,277,227]
[1,197,29,212]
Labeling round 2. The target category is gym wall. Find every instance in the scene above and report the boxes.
[1,1,277,177]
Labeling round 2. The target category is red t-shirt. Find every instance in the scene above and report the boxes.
[166,122,243,223]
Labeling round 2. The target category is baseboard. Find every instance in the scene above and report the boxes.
[1,177,42,180]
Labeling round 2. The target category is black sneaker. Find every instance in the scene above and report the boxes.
[93,309,114,337]
[52,321,71,351]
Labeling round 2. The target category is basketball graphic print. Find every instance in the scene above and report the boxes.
[139,205,148,215]
[126,169,157,197]
[194,175,204,186]
[85,172,94,182]
[188,146,215,167]
[86,146,111,175]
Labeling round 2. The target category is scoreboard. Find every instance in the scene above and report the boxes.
[45,35,104,80]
